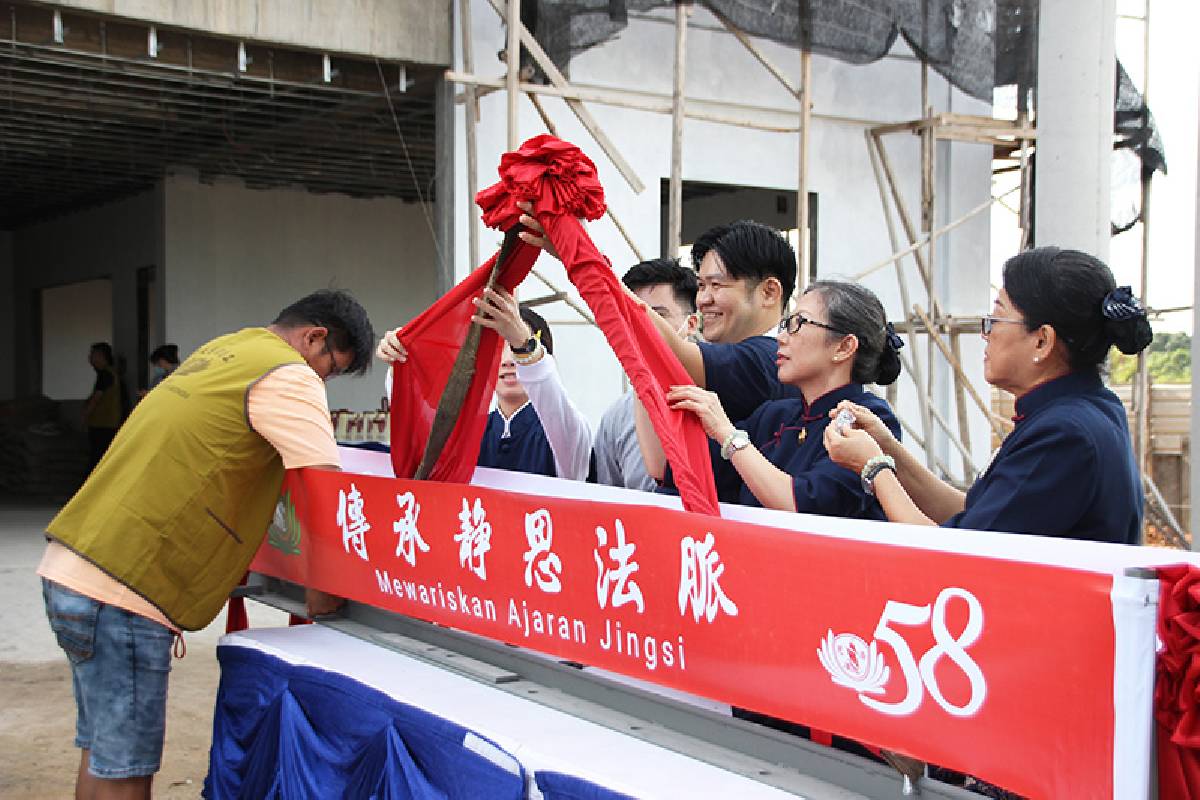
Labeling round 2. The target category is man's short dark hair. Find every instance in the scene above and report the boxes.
[148,344,179,366]
[690,220,796,308]
[622,258,698,314]
[90,342,114,366]
[273,290,375,376]
[518,306,554,355]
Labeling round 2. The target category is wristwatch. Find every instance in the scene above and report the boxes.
[720,429,752,461]
[510,335,539,355]
[860,454,897,496]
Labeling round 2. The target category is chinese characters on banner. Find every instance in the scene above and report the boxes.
[255,468,1121,800]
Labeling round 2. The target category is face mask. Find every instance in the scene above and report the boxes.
[152,366,167,381]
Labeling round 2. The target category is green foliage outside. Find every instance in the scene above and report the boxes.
[1109,331,1191,384]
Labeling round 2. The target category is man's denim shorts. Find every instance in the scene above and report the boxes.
[42,578,174,779]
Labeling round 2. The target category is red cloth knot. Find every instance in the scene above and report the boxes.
[475,134,607,230]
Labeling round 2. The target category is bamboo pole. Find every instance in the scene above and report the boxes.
[709,6,800,99]
[485,0,645,193]
[950,331,976,480]
[527,93,643,262]
[897,348,977,471]
[851,187,1017,282]
[505,0,520,150]
[871,131,937,314]
[865,130,933,458]
[459,0,480,272]
[913,304,1008,439]
[668,1,689,256]
[1016,110,1032,250]
[531,267,596,326]
[797,50,812,292]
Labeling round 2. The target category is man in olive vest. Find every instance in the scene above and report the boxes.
[40,289,374,800]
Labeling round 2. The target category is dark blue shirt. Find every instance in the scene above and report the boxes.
[663,383,900,518]
[699,336,801,424]
[722,384,901,516]
[477,404,557,478]
[944,371,1142,544]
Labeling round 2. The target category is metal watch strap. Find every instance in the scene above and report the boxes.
[860,454,896,496]
[720,429,751,460]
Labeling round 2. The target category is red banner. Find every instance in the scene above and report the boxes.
[254,467,1124,799]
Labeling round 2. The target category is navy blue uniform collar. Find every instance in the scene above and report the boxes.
[1012,370,1103,424]
[801,383,863,420]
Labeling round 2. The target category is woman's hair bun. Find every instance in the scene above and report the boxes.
[1101,286,1153,355]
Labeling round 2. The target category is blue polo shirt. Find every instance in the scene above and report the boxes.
[944,370,1142,544]
[477,404,557,478]
[699,336,801,424]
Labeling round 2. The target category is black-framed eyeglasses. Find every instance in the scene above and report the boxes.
[321,341,343,380]
[980,315,1024,336]
[778,312,848,336]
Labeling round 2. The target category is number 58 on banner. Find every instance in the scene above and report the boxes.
[818,587,986,718]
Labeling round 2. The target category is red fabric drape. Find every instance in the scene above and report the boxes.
[388,135,718,514]
[1157,563,1200,800]
[387,245,540,482]
[541,213,718,516]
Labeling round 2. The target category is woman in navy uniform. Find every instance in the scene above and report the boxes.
[826,247,1153,544]
[645,280,903,517]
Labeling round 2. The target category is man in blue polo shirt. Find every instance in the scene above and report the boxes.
[518,215,799,420]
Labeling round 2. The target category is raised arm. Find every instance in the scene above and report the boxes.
[824,401,966,524]
[514,200,706,386]
[665,385,797,512]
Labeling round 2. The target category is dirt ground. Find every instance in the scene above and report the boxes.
[0,498,288,799]
[0,650,220,799]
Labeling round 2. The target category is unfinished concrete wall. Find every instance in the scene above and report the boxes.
[46,0,451,66]
[162,174,438,413]
[0,231,13,401]
[11,189,160,403]
[455,3,993,472]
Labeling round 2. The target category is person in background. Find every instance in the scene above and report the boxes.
[378,287,592,481]
[83,341,121,470]
[41,289,374,800]
[647,280,902,516]
[593,258,698,492]
[147,344,180,391]
[826,246,1153,545]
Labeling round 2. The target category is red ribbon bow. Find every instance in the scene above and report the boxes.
[475,134,607,230]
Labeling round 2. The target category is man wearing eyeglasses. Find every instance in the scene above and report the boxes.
[38,289,375,799]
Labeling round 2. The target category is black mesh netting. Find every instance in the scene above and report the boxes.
[517,0,1165,176]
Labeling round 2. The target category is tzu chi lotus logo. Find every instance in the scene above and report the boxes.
[817,631,889,695]
[817,587,988,718]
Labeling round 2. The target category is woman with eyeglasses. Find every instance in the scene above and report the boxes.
[825,247,1153,544]
[644,280,903,516]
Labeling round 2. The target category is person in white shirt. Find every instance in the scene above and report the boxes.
[377,287,592,480]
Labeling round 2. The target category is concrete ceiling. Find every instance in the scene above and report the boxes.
[0,1,442,229]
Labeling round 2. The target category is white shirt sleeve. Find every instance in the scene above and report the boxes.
[516,351,592,481]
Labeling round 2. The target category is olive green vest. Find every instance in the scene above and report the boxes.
[85,365,121,429]
[48,328,308,630]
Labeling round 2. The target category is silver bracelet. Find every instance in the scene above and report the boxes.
[860,454,897,497]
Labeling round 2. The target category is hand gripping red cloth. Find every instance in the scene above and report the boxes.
[1156,564,1200,800]
[389,135,718,515]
